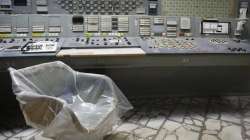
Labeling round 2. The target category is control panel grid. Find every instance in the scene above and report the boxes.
[162,0,236,18]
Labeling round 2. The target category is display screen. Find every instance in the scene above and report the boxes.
[14,0,27,6]
[72,16,84,25]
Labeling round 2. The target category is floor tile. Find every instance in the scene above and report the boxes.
[3,96,250,140]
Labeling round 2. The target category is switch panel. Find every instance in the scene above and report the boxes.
[32,25,45,33]
[180,17,191,30]
[139,17,151,36]
[118,17,129,32]
[16,27,29,33]
[166,19,177,37]
[154,17,165,25]
[112,17,118,30]
[0,25,11,33]
[101,16,112,32]
[86,16,99,32]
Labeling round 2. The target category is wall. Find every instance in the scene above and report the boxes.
[248,8,250,38]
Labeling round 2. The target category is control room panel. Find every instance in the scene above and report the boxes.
[0,0,249,57]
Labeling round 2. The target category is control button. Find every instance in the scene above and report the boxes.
[86,38,90,44]
[0,39,2,43]
[56,38,60,42]
[23,38,27,42]
[233,39,241,43]
[9,39,15,43]
[45,38,49,41]
[76,38,80,42]
[232,48,237,52]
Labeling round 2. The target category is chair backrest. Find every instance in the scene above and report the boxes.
[9,61,77,98]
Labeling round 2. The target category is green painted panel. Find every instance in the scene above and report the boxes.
[161,0,237,18]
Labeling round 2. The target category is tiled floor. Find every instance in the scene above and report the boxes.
[2,96,250,140]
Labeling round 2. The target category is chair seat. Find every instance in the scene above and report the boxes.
[69,95,116,130]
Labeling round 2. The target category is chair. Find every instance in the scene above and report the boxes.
[9,61,133,140]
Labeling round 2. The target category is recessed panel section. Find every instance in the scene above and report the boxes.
[15,15,29,33]
[202,21,230,35]
[30,15,47,34]
[48,16,61,33]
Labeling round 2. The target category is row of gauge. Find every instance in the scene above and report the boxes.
[72,16,129,32]
[73,16,185,37]
[0,15,190,38]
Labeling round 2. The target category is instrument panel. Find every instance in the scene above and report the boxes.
[0,14,249,57]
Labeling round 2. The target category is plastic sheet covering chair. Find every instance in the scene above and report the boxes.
[9,61,133,140]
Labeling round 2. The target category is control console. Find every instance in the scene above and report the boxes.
[62,37,141,49]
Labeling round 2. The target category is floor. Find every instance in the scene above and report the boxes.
[1,96,250,140]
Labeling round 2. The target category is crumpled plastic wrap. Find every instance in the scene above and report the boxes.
[9,61,133,140]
